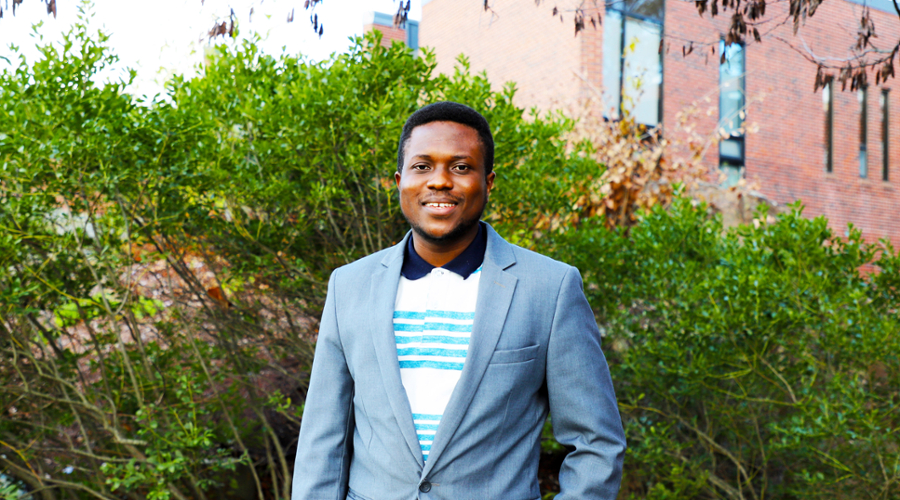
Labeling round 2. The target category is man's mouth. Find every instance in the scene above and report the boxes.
[421,200,459,215]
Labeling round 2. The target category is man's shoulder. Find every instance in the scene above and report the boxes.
[329,243,399,284]
[497,236,576,281]
[484,224,575,279]
[510,244,571,270]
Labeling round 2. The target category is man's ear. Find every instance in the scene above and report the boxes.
[395,171,402,188]
[486,171,496,195]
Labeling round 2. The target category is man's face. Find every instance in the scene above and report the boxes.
[395,121,495,246]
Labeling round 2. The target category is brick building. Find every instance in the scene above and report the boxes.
[408,0,900,247]
[364,11,420,50]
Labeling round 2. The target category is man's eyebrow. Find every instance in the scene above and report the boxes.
[409,154,476,161]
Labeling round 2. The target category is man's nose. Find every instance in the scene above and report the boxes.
[426,166,453,190]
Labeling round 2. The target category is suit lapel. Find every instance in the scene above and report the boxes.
[422,225,518,475]
[370,234,425,468]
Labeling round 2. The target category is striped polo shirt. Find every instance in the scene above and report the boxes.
[394,223,486,462]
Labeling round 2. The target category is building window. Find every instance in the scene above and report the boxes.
[365,11,417,51]
[719,41,745,187]
[882,89,890,181]
[824,81,834,173]
[860,87,868,178]
[602,0,663,126]
[407,20,419,52]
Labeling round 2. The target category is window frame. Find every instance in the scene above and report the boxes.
[824,81,835,173]
[860,86,869,178]
[718,40,746,186]
[603,0,665,127]
[882,88,890,182]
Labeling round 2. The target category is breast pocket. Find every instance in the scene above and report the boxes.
[489,344,539,364]
[346,488,373,500]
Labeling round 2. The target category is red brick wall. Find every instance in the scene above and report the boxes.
[579,7,605,103]
[421,0,900,247]
[421,0,585,112]
[364,22,408,48]
[664,0,900,247]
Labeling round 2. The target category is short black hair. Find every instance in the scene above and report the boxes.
[396,101,494,176]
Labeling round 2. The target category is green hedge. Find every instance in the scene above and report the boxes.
[539,201,900,499]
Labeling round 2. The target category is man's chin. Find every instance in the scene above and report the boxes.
[411,226,462,244]
[409,219,479,246]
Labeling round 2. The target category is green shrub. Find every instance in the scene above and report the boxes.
[538,199,900,499]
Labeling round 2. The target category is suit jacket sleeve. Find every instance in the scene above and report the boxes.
[547,266,627,499]
[292,271,354,500]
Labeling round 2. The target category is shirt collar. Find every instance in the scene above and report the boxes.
[401,222,486,280]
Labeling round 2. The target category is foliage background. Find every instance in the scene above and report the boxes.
[1,12,899,500]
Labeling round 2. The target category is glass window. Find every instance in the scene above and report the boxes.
[623,18,662,125]
[407,21,419,52]
[882,89,890,181]
[626,0,664,20]
[719,42,744,135]
[860,87,868,178]
[720,159,744,187]
[720,138,743,159]
[719,41,745,187]
[823,82,834,172]
[602,10,624,119]
[603,0,663,126]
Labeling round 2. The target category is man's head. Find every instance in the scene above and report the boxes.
[396,102,494,176]
[395,102,496,249]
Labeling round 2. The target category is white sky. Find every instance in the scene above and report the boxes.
[0,0,422,97]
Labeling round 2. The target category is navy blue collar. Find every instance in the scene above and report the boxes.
[401,222,486,280]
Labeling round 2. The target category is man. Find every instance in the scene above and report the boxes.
[292,102,625,500]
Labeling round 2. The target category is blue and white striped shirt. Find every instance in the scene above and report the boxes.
[394,266,481,462]
[393,226,485,462]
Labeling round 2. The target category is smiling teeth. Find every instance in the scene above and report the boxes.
[427,203,455,207]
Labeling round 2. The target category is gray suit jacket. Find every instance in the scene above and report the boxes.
[291,224,625,500]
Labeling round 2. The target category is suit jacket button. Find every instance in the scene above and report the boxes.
[419,481,432,493]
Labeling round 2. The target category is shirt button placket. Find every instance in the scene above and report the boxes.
[425,269,443,316]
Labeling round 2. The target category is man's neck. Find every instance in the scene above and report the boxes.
[411,226,480,268]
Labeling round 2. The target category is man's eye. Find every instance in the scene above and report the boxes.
[454,164,471,171]
[411,164,429,170]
